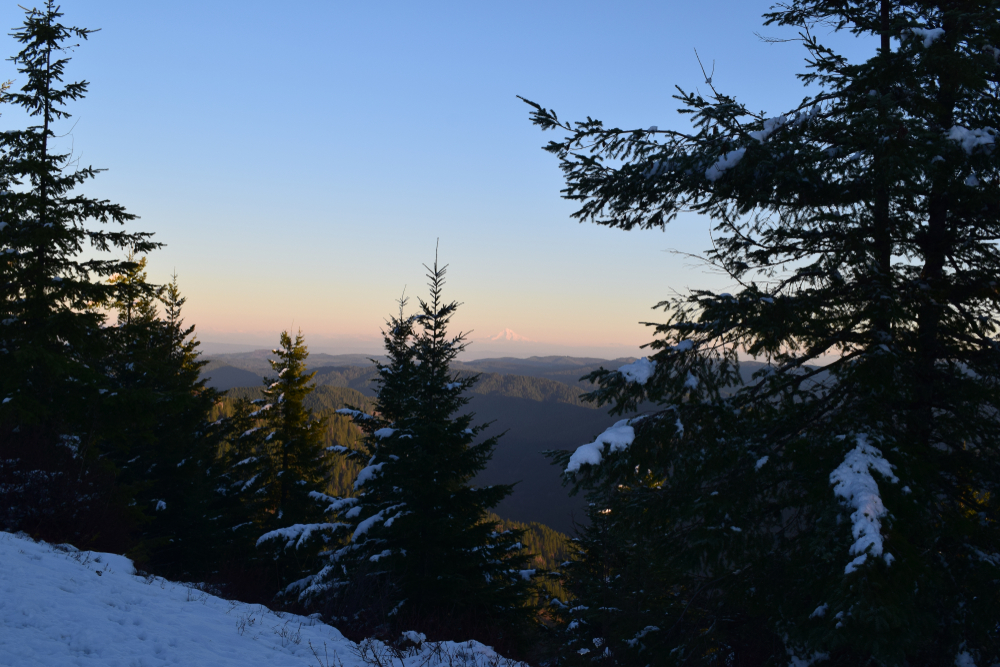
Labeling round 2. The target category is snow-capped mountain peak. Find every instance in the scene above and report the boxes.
[488,328,530,342]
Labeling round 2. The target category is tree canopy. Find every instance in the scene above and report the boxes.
[525,1,1000,664]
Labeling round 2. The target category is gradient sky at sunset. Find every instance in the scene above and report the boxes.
[0,1,878,357]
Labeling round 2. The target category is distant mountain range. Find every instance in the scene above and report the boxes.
[201,351,644,392]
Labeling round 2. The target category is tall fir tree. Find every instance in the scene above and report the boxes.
[0,2,158,547]
[102,271,223,578]
[0,1,158,435]
[282,257,535,641]
[525,1,1000,664]
[254,330,334,586]
[264,330,330,527]
[143,273,224,578]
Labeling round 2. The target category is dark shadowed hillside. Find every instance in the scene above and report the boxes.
[465,394,625,532]
[456,356,638,391]
[209,386,617,533]
[202,365,265,391]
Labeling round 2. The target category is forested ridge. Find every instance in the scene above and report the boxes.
[206,360,608,408]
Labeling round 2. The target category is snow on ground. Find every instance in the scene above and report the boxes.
[0,531,523,667]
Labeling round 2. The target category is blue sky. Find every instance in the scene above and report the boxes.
[0,1,877,357]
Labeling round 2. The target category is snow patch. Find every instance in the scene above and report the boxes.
[566,419,637,473]
[625,626,659,648]
[618,357,656,385]
[948,126,996,154]
[354,510,386,539]
[309,491,358,514]
[706,148,746,182]
[354,462,386,489]
[902,26,945,48]
[402,630,426,645]
[684,372,698,389]
[829,434,898,574]
[257,523,345,550]
[792,105,820,127]
[844,554,868,574]
[748,115,787,142]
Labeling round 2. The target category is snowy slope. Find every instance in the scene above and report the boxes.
[0,532,522,667]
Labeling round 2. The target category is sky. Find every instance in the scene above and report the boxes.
[0,1,878,358]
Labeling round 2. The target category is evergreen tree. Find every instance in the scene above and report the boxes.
[102,272,223,578]
[0,2,157,547]
[217,395,278,563]
[0,1,158,435]
[288,258,535,640]
[254,330,334,585]
[106,253,160,326]
[525,1,1000,664]
[264,330,330,527]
